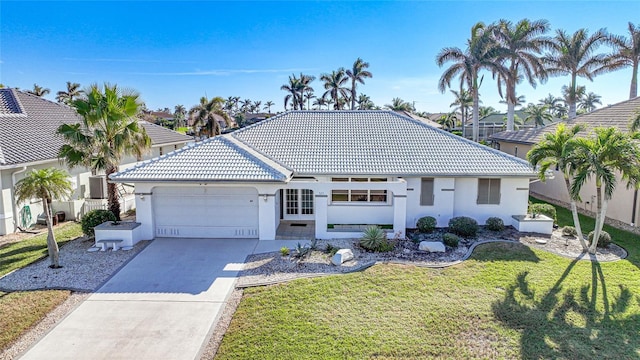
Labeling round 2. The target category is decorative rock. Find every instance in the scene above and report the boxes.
[419,241,446,252]
[331,249,354,265]
[535,238,548,244]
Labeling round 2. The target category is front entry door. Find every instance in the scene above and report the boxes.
[283,189,314,220]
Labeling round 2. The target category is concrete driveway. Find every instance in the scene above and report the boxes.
[20,238,283,360]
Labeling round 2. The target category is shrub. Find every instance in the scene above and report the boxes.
[485,217,505,232]
[528,203,557,224]
[588,230,612,248]
[360,226,392,252]
[291,242,311,261]
[416,216,437,233]
[442,233,460,248]
[81,209,117,237]
[448,216,479,237]
[562,226,578,237]
[324,243,340,256]
[280,247,290,257]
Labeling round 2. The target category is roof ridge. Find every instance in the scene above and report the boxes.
[218,136,290,180]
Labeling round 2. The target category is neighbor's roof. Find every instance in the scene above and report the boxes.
[110,136,289,182]
[138,121,192,146]
[394,110,442,128]
[490,97,640,145]
[0,89,191,167]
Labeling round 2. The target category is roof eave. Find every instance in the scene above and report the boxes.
[109,178,288,184]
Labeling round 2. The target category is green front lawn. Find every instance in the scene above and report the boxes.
[216,200,640,359]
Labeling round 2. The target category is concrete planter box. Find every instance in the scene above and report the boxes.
[94,221,143,248]
[511,214,553,235]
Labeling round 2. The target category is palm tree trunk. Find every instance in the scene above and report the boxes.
[564,177,588,250]
[106,165,121,221]
[506,101,515,131]
[43,198,60,268]
[631,61,638,99]
[589,185,604,254]
[569,74,578,120]
[351,81,356,110]
[472,85,480,142]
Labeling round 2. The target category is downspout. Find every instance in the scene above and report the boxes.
[11,166,27,232]
[632,189,638,226]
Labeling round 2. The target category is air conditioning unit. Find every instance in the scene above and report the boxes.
[89,175,108,199]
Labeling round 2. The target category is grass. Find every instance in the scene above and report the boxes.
[0,222,83,277]
[175,126,190,134]
[0,222,82,352]
[216,199,640,359]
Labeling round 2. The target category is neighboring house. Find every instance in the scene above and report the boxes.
[0,89,192,235]
[111,110,535,241]
[394,110,442,128]
[490,96,640,226]
[455,110,559,142]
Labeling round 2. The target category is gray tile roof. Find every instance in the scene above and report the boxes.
[110,136,289,182]
[231,111,534,177]
[491,96,640,145]
[139,121,192,146]
[0,89,191,167]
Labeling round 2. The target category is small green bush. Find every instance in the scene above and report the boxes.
[448,216,479,237]
[485,217,505,232]
[291,242,311,261]
[442,233,460,248]
[325,243,340,256]
[81,209,117,237]
[588,230,612,248]
[528,203,557,224]
[280,247,290,257]
[360,226,392,252]
[416,216,437,233]
[562,226,578,237]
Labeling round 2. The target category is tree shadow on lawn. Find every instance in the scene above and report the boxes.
[492,259,640,359]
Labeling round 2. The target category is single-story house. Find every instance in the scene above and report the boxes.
[111,110,536,241]
[490,96,640,226]
[0,88,192,235]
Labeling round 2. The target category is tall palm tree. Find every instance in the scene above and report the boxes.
[498,94,526,109]
[281,74,303,110]
[479,106,498,118]
[437,112,458,131]
[346,58,373,110]
[527,123,588,250]
[56,81,83,105]
[493,19,551,131]
[543,28,610,119]
[320,68,350,110]
[608,22,640,99]
[189,96,231,137]
[357,94,375,110]
[252,100,262,113]
[14,168,73,268]
[569,127,640,253]
[538,94,562,115]
[524,104,553,128]
[303,89,315,110]
[264,101,275,113]
[579,92,602,112]
[173,104,186,128]
[239,98,252,113]
[312,97,326,110]
[57,83,150,220]
[449,88,473,136]
[437,22,508,142]
[384,97,414,112]
[28,84,50,97]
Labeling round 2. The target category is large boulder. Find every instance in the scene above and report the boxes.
[331,249,354,265]
[419,241,446,252]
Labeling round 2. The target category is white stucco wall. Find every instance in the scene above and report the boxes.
[453,177,530,225]
[405,177,455,228]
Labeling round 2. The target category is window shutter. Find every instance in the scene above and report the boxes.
[421,178,434,206]
[477,179,490,204]
[489,179,501,204]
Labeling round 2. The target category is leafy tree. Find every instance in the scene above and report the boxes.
[527,123,588,250]
[437,22,508,142]
[312,97,326,110]
[14,169,73,268]
[384,97,414,112]
[357,94,375,110]
[56,82,83,105]
[57,83,151,220]
[449,88,473,136]
[264,100,275,113]
[437,112,458,130]
[608,22,640,99]
[479,106,498,118]
[524,104,553,127]
[579,92,602,112]
[346,58,373,110]
[173,104,186,128]
[28,84,50,97]
[189,96,231,137]
[320,68,350,110]
[544,28,610,119]
[569,127,640,253]
[493,19,550,131]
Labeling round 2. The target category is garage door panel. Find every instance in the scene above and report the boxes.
[153,187,259,238]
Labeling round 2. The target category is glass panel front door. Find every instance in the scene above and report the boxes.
[283,189,314,220]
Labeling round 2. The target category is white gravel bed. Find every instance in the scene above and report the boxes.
[0,237,148,292]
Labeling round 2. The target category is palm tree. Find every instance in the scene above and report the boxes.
[252,100,262,113]
[56,81,83,105]
[479,106,497,119]
[312,97,326,110]
[538,94,562,114]
[493,19,551,131]
[281,74,303,110]
[57,83,150,220]
[569,127,640,253]
[189,96,231,137]
[449,88,473,137]
[579,92,602,112]
[303,89,315,110]
[384,97,414,112]
[527,123,588,250]
[320,68,350,110]
[437,112,458,131]
[499,94,526,109]
[173,104,186,128]
[524,104,553,127]
[543,28,610,119]
[608,22,640,99]
[239,98,252,113]
[357,94,375,110]
[14,168,73,268]
[28,84,50,97]
[437,22,508,142]
[264,101,275,113]
[630,110,640,131]
[346,58,373,110]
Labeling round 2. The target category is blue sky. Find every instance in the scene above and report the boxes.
[1,1,638,113]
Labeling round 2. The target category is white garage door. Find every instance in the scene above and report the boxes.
[153,187,259,238]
